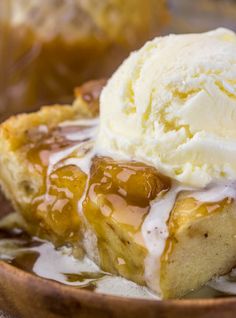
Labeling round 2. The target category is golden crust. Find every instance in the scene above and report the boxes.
[0,79,105,243]
[0,78,105,151]
[0,105,76,151]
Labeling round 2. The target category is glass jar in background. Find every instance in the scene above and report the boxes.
[0,0,168,121]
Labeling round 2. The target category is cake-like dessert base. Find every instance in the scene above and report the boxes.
[0,80,236,299]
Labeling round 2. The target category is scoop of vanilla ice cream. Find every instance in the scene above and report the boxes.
[97,28,236,187]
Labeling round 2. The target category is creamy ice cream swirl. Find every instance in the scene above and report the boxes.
[97,28,236,187]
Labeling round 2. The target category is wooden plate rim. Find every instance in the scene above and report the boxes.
[0,260,235,310]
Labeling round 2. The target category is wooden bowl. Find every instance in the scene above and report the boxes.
[0,193,236,317]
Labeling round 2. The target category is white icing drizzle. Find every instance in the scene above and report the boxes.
[48,118,98,175]
[31,242,158,298]
[64,128,97,142]
[48,144,82,174]
[47,118,100,262]
[41,116,236,297]
[142,183,193,295]
[59,118,99,128]
[189,181,236,202]
[32,243,100,286]
[208,269,236,295]
[142,180,236,295]
[61,121,98,142]
[2,237,157,299]
[60,145,95,175]
[45,118,98,202]
[77,157,100,264]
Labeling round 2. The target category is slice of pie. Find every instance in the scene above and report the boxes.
[0,80,104,248]
[0,79,236,299]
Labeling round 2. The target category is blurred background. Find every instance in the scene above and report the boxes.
[0,0,236,121]
[165,0,236,33]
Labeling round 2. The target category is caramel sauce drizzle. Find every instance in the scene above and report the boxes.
[23,121,170,247]
[22,124,90,246]
[161,195,232,265]
[18,119,234,287]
